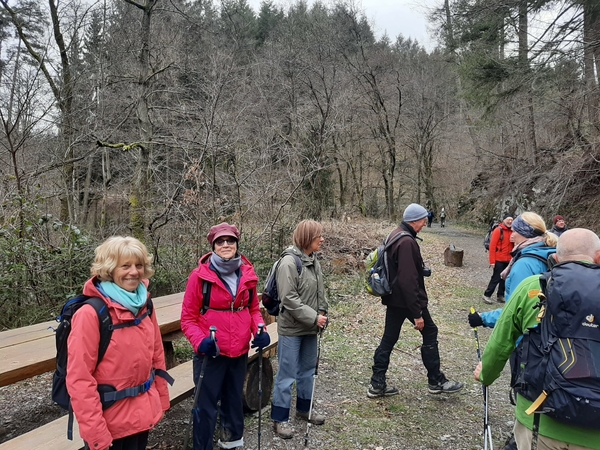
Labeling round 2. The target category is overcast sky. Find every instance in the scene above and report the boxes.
[246,0,439,50]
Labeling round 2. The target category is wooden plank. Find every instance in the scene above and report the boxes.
[0,360,193,450]
[0,294,182,349]
[0,415,83,450]
[0,322,57,349]
[0,295,184,387]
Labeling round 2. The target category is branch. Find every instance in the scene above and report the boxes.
[96,140,146,151]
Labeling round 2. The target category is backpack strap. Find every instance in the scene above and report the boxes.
[200,279,255,313]
[383,230,411,249]
[514,251,554,270]
[201,280,213,315]
[83,297,113,365]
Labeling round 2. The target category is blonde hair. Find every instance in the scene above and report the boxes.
[292,220,323,251]
[91,236,154,281]
[520,212,558,247]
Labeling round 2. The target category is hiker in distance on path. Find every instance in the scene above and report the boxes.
[66,237,170,450]
[427,208,435,227]
[271,219,329,439]
[550,215,568,236]
[368,203,464,398]
[473,228,600,450]
[483,214,514,304]
[470,212,558,329]
[181,223,269,450]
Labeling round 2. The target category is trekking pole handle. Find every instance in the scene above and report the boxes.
[258,323,264,335]
[470,307,477,329]
[209,326,220,358]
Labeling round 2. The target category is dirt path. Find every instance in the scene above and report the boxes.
[1,220,514,450]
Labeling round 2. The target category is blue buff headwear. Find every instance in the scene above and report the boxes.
[511,215,543,238]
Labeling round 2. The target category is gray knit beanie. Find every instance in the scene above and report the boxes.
[403,203,428,222]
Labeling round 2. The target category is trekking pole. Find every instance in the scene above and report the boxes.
[304,312,327,448]
[257,323,265,450]
[183,326,218,450]
[471,307,493,450]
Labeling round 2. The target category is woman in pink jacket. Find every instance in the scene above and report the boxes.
[181,223,270,450]
[66,236,172,450]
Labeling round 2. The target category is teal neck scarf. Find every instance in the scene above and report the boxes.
[99,281,148,316]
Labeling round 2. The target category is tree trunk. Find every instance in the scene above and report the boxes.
[518,1,537,164]
[128,0,158,240]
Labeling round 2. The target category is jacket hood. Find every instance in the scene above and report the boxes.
[520,243,556,259]
[283,245,316,266]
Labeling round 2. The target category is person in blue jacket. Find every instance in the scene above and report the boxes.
[469,212,559,450]
[470,212,558,329]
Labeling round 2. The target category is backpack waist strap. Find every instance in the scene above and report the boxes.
[99,368,174,407]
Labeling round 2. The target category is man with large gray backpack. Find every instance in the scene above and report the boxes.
[367,203,463,398]
[474,228,600,450]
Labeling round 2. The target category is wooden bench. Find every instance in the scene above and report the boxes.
[0,323,279,450]
[0,293,185,387]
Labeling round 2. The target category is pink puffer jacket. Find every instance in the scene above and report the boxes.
[181,253,263,358]
[66,278,170,450]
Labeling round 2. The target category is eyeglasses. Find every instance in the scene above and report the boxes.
[215,238,237,247]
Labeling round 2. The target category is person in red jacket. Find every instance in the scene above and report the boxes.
[483,214,514,304]
[67,236,171,450]
[181,223,269,450]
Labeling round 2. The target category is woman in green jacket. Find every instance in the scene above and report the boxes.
[270,220,329,439]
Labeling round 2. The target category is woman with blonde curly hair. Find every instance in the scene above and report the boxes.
[66,236,172,450]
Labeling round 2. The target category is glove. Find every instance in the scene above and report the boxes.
[198,336,218,357]
[251,331,270,350]
[468,312,484,328]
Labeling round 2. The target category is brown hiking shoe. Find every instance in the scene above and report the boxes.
[273,421,294,439]
[296,410,325,425]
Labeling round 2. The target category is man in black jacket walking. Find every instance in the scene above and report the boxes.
[368,203,464,398]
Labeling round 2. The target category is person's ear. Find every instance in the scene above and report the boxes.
[594,250,600,265]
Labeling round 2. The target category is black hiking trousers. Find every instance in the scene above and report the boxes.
[371,306,446,388]
[84,431,149,450]
[484,261,510,298]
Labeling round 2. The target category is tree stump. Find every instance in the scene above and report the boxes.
[242,357,274,412]
[444,244,464,267]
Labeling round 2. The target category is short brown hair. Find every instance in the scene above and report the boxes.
[91,236,155,281]
[292,220,323,251]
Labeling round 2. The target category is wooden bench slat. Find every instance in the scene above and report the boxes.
[0,294,184,387]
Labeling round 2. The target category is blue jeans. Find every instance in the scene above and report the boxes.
[271,334,318,422]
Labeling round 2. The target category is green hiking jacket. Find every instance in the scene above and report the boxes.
[275,246,328,336]
[480,274,600,449]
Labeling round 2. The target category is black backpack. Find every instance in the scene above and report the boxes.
[515,261,600,430]
[365,231,411,296]
[51,294,173,440]
[261,251,303,316]
[483,221,503,251]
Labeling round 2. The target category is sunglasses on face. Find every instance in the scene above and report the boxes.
[215,238,237,247]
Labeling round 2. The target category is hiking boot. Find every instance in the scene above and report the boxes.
[367,384,399,398]
[296,410,325,425]
[497,296,506,303]
[428,380,464,394]
[482,295,494,304]
[273,421,294,439]
[503,434,517,450]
